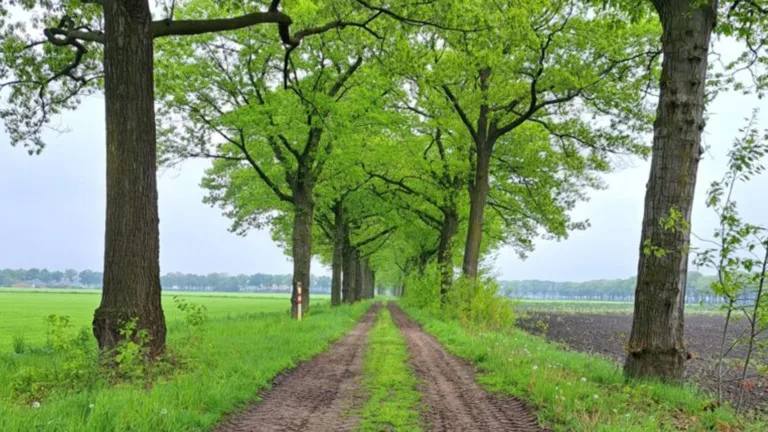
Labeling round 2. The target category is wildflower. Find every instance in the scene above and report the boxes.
[89,404,95,409]
[580,377,587,382]
[160,408,168,415]
[593,394,599,400]
[532,365,538,371]
[32,401,41,409]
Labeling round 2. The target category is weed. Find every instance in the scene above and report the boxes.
[11,335,25,354]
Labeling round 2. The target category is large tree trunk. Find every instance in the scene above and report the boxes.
[624,0,715,382]
[330,202,344,306]
[342,224,356,303]
[93,0,166,357]
[438,207,459,300]
[462,146,492,278]
[291,187,313,317]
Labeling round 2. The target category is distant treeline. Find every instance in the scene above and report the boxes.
[0,268,331,293]
[3,267,723,301]
[500,271,720,303]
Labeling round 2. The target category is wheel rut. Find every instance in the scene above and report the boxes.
[388,303,545,432]
[216,303,380,432]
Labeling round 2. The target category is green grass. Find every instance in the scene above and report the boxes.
[0,289,328,352]
[400,303,765,432]
[0,301,370,432]
[515,300,722,315]
[359,304,422,431]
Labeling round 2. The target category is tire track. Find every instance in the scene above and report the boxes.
[389,303,545,432]
[216,303,380,432]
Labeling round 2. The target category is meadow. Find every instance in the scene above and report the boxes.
[0,288,328,352]
[0,291,365,432]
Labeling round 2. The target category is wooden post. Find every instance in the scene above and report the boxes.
[297,282,303,321]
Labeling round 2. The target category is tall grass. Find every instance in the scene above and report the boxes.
[0,302,370,432]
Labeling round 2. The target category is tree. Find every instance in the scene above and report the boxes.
[156,6,390,315]
[383,1,657,278]
[0,0,398,354]
[625,0,768,381]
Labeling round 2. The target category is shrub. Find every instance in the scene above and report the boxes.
[402,265,516,330]
[445,277,516,330]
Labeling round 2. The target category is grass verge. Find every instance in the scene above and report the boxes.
[359,303,422,431]
[400,303,766,432]
[0,302,370,432]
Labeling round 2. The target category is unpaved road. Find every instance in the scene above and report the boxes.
[217,302,543,431]
[216,303,380,432]
[389,303,543,432]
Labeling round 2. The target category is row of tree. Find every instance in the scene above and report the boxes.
[2,0,767,386]
[501,272,723,303]
[0,269,332,293]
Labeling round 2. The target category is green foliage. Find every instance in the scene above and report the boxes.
[402,266,516,330]
[10,315,98,403]
[111,318,152,383]
[694,112,768,409]
[400,304,766,431]
[359,305,422,432]
[445,277,516,330]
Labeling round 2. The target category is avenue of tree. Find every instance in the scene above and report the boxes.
[2,0,768,384]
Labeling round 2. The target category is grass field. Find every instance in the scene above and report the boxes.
[0,296,368,432]
[514,299,722,315]
[0,288,329,352]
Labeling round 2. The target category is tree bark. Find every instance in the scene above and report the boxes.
[354,252,364,301]
[291,186,313,317]
[462,145,492,278]
[93,0,166,357]
[438,207,459,300]
[330,202,344,306]
[370,270,376,299]
[342,223,356,303]
[624,0,715,382]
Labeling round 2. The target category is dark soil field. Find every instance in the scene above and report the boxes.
[518,312,768,413]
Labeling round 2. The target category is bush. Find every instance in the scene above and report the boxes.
[11,316,99,402]
[402,265,516,330]
[445,277,516,330]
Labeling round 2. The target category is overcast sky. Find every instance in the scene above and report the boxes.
[2,43,767,282]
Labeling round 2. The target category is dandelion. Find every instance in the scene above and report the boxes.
[580,377,587,383]
[32,401,41,409]
[160,408,168,415]
[89,404,95,409]
[532,365,538,371]
[593,394,599,400]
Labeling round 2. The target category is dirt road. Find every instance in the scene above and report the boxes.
[388,303,543,432]
[216,304,379,432]
[217,302,543,431]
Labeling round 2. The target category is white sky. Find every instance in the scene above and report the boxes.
[1,40,767,282]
